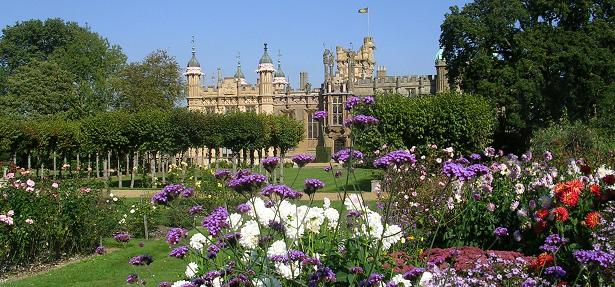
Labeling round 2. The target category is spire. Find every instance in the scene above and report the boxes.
[187,35,200,68]
[234,52,245,79]
[259,43,273,64]
[274,50,285,77]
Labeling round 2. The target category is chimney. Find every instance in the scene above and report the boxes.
[299,72,309,91]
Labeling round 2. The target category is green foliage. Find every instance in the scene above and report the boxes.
[315,146,332,163]
[531,121,615,167]
[356,91,496,154]
[0,177,113,272]
[114,50,183,111]
[0,18,126,117]
[440,0,615,151]
[269,114,305,154]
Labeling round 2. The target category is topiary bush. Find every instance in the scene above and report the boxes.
[356,91,496,154]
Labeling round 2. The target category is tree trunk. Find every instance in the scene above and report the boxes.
[12,152,16,165]
[76,153,80,173]
[63,155,67,177]
[131,152,138,189]
[150,152,156,188]
[215,148,220,169]
[96,152,100,178]
[52,151,57,179]
[27,153,31,170]
[181,152,187,181]
[126,153,130,177]
[250,149,255,167]
[258,149,263,174]
[162,154,167,185]
[117,153,122,188]
[107,150,112,179]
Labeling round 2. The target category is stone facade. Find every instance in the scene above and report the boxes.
[185,36,449,159]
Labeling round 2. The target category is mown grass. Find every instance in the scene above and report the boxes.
[106,167,379,192]
[1,239,185,287]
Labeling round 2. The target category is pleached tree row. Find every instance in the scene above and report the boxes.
[0,109,304,187]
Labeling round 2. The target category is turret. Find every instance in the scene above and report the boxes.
[273,50,288,92]
[256,43,275,113]
[435,48,449,93]
[234,52,247,86]
[185,35,202,100]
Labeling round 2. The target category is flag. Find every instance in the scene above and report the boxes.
[358,7,368,13]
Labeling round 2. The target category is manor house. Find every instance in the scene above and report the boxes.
[185,36,449,160]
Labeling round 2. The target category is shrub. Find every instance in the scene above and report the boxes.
[0,170,113,273]
[531,121,615,168]
[356,91,496,155]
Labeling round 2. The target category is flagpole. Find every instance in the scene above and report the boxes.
[367,8,370,36]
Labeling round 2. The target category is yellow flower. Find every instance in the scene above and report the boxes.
[217,183,222,188]
[407,235,415,241]
[195,181,202,188]
[418,248,424,254]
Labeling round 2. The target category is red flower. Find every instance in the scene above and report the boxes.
[580,165,591,175]
[584,211,601,229]
[589,184,601,197]
[558,190,580,207]
[553,182,567,196]
[530,252,554,270]
[535,208,550,220]
[552,207,569,222]
[565,179,584,194]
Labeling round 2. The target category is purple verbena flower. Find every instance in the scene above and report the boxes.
[332,149,364,164]
[345,96,361,110]
[313,110,327,120]
[202,207,229,236]
[189,205,204,215]
[214,169,231,179]
[236,203,251,213]
[304,178,325,194]
[292,154,315,167]
[373,150,416,168]
[494,227,509,237]
[166,228,188,245]
[262,157,280,173]
[113,232,131,243]
[169,245,189,258]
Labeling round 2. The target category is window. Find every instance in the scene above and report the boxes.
[307,111,319,139]
[225,106,238,114]
[245,106,256,113]
[205,107,216,114]
[332,96,343,126]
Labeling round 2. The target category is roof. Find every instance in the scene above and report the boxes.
[259,43,273,64]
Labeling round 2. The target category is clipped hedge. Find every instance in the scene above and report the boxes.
[356,91,496,154]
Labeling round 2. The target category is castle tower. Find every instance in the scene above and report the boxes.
[234,52,247,86]
[257,43,275,113]
[185,36,202,100]
[273,50,288,92]
[435,48,449,93]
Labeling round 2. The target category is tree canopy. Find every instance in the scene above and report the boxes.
[440,0,615,151]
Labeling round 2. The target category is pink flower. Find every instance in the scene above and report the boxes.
[7,210,14,217]
[51,182,59,189]
[5,172,15,179]
[26,179,35,187]
[25,218,34,225]
[25,186,34,192]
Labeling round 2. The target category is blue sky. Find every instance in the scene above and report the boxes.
[1,0,471,88]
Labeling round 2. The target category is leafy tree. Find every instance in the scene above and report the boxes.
[115,50,184,111]
[0,18,126,116]
[440,0,615,151]
[269,115,305,156]
[6,60,78,117]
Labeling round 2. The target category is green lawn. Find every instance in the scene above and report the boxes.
[1,239,185,287]
[103,167,379,192]
[2,197,379,286]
